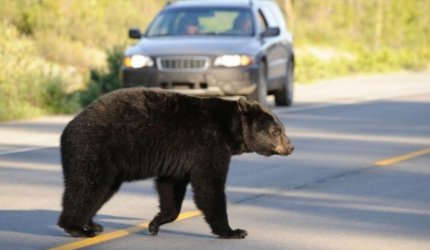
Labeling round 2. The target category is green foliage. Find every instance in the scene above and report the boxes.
[296,46,430,83]
[292,0,430,48]
[0,0,164,120]
[290,0,430,83]
[78,46,124,107]
[0,0,163,69]
[0,22,80,120]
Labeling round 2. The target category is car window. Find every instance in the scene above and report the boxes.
[146,7,254,37]
[257,9,268,32]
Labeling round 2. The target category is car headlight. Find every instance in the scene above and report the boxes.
[214,55,253,67]
[123,55,154,68]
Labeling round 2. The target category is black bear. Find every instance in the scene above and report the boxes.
[58,88,294,239]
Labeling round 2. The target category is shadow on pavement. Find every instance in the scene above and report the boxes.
[144,228,215,239]
[0,209,141,237]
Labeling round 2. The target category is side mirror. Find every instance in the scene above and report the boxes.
[261,27,280,38]
[128,28,142,39]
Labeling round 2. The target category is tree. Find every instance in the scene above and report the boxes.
[283,0,295,30]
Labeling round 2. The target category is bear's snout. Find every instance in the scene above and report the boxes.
[274,143,294,156]
[273,133,294,156]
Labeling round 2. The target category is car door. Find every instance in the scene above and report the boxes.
[258,5,289,88]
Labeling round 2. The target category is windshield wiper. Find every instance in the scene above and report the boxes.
[200,32,218,36]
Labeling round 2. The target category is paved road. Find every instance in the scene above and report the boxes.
[0,72,429,250]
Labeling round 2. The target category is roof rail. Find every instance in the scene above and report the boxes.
[249,0,274,6]
[165,0,181,6]
[168,0,272,6]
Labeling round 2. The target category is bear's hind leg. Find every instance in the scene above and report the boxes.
[58,181,116,237]
[149,177,188,236]
[85,180,122,234]
[58,185,99,237]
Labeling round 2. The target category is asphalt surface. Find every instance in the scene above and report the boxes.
[0,72,429,250]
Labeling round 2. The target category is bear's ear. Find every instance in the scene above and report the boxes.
[238,97,248,112]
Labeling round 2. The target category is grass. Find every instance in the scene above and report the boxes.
[295,46,430,84]
[0,22,80,121]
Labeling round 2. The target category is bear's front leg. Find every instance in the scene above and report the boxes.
[149,177,188,236]
[190,168,247,239]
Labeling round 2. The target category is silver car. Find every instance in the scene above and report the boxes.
[122,0,294,106]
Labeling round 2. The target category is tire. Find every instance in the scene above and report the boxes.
[247,62,268,106]
[274,60,294,106]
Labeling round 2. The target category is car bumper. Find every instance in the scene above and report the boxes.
[121,65,259,96]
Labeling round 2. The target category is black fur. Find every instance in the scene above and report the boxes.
[58,87,294,239]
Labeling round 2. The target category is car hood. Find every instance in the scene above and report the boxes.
[125,36,260,57]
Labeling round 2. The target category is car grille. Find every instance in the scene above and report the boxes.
[157,56,209,71]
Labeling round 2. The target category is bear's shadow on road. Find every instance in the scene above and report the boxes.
[0,209,139,237]
[141,229,214,239]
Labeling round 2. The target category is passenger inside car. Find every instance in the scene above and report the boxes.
[231,13,253,35]
[178,16,200,35]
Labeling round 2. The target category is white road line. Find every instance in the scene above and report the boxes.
[279,91,430,113]
[283,102,353,113]
[0,145,57,156]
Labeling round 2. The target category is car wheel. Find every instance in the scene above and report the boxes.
[274,60,294,106]
[247,62,267,106]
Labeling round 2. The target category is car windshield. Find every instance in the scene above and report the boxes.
[146,7,254,37]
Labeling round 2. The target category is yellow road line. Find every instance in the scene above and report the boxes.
[49,210,202,250]
[374,147,430,167]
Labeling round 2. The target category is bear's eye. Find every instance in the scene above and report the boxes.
[272,129,281,136]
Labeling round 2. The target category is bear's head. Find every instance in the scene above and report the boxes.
[238,98,294,157]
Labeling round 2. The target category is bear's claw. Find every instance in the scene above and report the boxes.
[219,228,248,239]
[148,221,159,236]
[63,226,99,238]
[87,221,104,233]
